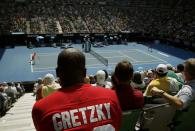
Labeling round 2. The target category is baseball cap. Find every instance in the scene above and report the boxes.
[156,64,168,74]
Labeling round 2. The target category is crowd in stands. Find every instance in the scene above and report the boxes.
[30,48,195,130]
[32,57,189,109]
[0,82,25,116]
[0,46,194,129]
[0,0,194,45]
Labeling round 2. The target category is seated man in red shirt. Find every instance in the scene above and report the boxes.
[32,48,121,131]
[112,60,144,111]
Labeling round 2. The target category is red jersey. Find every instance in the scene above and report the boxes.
[32,84,121,131]
[113,84,144,111]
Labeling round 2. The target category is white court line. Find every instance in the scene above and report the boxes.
[92,51,118,54]
[33,69,56,73]
[33,60,163,73]
[158,52,170,57]
[105,56,126,59]
[34,63,106,70]
[88,57,97,60]
[36,52,59,55]
[37,49,137,58]
[37,54,58,56]
[95,50,136,54]
[33,67,55,70]
[89,55,125,60]
[136,60,163,63]
[32,49,166,73]
[117,51,138,62]
[36,49,137,55]
[30,54,33,73]
[135,49,168,63]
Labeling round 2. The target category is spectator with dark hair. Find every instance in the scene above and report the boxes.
[131,71,146,91]
[176,64,185,82]
[144,64,179,96]
[0,86,7,115]
[34,78,43,101]
[0,84,11,115]
[112,60,144,111]
[32,48,121,131]
[102,69,109,80]
[33,78,42,96]
[89,75,96,84]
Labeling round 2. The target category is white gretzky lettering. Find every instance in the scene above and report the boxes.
[104,103,111,119]
[70,109,81,127]
[78,107,87,124]
[53,113,63,131]
[52,103,111,131]
[61,111,72,129]
[95,104,106,121]
[87,106,98,123]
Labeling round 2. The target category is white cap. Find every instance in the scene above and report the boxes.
[156,64,168,74]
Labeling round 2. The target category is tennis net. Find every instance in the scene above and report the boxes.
[89,50,108,66]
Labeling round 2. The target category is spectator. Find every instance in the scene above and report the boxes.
[151,58,195,110]
[176,63,185,83]
[92,70,112,89]
[33,78,41,96]
[32,48,121,131]
[144,70,154,86]
[84,75,90,84]
[4,83,17,103]
[11,82,18,97]
[89,75,96,84]
[102,69,109,81]
[166,64,184,89]
[16,82,24,96]
[144,64,179,96]
[41,73,61,98]
[112,60,144,111]
[131,71,146,91]
[0,87,7,115]
[34,78,43,101]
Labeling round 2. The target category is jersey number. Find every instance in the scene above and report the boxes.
[93,124,115,131]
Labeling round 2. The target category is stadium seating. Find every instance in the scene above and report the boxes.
[140,103,176,131]
[170,101,195,131]
[120,109,142,131]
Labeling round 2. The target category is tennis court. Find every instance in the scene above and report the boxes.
[1,42,194,82]
[32,48,167,73]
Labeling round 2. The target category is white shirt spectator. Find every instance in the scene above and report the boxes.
[176,80,195,109]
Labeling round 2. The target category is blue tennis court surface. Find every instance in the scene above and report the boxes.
[0,42,195,82]
[33,49,167,72]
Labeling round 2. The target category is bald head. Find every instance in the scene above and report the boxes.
[56,48,86,88]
